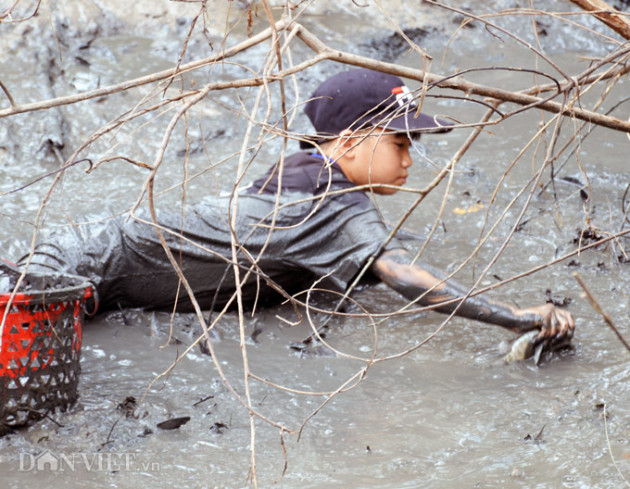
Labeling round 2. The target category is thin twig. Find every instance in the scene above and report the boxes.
[0,79,16,107]
[574,273,630,352]
[602,403,630,487]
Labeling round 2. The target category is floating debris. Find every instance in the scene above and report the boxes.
[157,416,191,431]
[210,422,228,434]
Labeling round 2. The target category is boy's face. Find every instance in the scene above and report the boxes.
[343,131,414,195]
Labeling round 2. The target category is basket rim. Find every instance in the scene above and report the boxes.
[0,273,93,307]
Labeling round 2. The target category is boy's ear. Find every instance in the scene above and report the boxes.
[337,129,359,159]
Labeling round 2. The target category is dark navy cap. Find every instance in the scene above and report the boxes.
[301,68,451,149]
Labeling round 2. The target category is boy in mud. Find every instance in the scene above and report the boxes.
[22,68,574,347]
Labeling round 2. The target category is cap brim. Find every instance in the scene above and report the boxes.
[300,111,453,149]
[381,111,453,134]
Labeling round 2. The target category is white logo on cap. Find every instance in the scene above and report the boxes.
[392,86,416,109]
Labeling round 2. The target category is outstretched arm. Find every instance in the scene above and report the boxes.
[371,248,574,342]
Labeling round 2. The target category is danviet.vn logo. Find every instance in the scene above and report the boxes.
[19,449,159,472]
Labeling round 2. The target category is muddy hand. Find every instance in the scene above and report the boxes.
[526,303,575,346]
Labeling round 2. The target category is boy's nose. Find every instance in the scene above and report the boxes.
[401,148,413,168]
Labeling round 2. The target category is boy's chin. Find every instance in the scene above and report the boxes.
[376,187,400,196]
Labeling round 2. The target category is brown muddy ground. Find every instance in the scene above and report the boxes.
[1,1,630,488]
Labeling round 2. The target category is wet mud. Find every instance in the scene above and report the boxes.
[1,1,630,488]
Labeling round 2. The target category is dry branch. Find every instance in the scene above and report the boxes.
[296,24,630,134]
[568,0,630,40]
[574,273,630,353]
[0,17,291,118]
[2,20,629,136]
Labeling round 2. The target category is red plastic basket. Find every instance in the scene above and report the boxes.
[0,272,93,429]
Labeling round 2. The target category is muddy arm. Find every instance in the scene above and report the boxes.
[371,248,574,340]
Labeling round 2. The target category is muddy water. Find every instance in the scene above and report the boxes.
[1,1,630,488]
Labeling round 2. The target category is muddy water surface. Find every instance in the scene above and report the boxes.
[1,1,630,488]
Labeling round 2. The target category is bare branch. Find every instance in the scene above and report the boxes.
[568,0,630,40]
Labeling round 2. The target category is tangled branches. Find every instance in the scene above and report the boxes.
[2,0,630,486]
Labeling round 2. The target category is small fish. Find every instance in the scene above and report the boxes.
[504,330,541,364]
[503,330,573,365]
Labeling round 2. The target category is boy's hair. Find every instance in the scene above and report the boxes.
[301,68,451,149]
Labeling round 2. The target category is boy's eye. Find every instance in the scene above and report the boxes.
[392,136,411,148]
